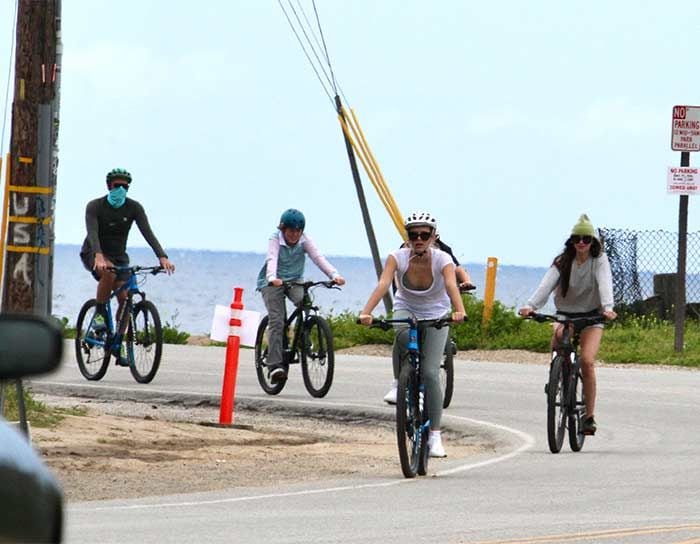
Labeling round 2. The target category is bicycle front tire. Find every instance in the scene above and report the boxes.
[75,299,110,381]
[301,316,334,398]
[396,364,424,478]
[546,355,566,454]
[441,339,455,409]
[568,367,586,452]
[254,316,286,395]
[128,300,163,384]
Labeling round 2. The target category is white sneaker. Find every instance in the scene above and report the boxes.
[383,380,398,405]
[428,431,447,458]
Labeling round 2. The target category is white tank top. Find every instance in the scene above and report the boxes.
[391,247,453,319]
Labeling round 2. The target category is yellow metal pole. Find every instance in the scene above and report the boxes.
[347,108,405,235]
[337,114,406,237]
[482,257,498,328]
[0,153,11,295]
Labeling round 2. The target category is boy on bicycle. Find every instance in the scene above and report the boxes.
[80,168,175,364]
[256,209,345,383]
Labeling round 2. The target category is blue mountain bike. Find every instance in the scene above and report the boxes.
[75,265,165,383]
[362,314,463,478]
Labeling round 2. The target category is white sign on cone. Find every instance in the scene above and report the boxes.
[667,166,700,195]
[210,305,261,346]
[671,105,700,151]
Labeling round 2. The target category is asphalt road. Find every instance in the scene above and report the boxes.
[35,342,700,543]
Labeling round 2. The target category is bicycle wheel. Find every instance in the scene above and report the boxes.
[440,339,455,408]
[75,299,110,381]
[128,300,162,384]
[568,367,586,452]
[301,316,334,398]
[417,385,430,476]
[254,316,286,395]
[546,355,566,454]
[396,364,425,478]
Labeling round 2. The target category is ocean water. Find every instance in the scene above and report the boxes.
[52,244,551,334]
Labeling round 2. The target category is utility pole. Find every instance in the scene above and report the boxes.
[0,0,61,438]
[2,0,61,315]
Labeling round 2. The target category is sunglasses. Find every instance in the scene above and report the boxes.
[408,231,432,241]
[571,235,592,244]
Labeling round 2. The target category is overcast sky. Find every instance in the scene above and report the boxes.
[1,1,699,267]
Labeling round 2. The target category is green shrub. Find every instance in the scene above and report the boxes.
[162,311,190,345]
[54,315,76,339]
[325,294,700,366]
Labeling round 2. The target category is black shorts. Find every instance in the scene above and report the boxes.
[80,251,130,281]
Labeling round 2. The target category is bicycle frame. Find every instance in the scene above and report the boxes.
[280,281,333,364]
[84,267,155,354]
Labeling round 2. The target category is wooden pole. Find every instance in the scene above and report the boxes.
[1,0,59,314]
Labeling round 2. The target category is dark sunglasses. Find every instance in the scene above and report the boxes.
[570,235,592,244]
[408,231,432,241]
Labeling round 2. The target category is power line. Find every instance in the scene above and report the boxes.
[285,1,336,94]
[310,0,350,108]
[278,0,334,107]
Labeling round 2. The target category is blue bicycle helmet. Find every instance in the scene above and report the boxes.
[279,208,305,230]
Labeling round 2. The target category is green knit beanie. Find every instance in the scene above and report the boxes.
[571,214,597,238]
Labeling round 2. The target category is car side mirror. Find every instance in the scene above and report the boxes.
[0,314,63,380]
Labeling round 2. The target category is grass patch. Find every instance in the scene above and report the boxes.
[1,385,87,428]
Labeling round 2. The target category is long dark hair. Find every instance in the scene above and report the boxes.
[553,237,602,297]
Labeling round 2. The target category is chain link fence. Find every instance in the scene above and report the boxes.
[600,228,700,317]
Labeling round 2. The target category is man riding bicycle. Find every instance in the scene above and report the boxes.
[80,168,175,364]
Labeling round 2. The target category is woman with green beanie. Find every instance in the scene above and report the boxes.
[518,214,617,436]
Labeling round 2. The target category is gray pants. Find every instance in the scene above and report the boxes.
[391,309,449,429]
[260,284,303,368]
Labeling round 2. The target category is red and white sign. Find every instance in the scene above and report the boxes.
[671,105,700,151]
[667,166,700,195]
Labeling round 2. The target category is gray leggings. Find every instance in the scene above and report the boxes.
[260,284,303,367]
[391,309,449,429]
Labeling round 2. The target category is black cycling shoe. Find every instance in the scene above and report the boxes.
[268,365,287,384]
[112,349,129,367]
[582,416,597,436]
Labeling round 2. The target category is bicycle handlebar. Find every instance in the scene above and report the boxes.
[525,312,606,327]
[356,315,467,331]
[277,280,340,290]
[106,265,165,275]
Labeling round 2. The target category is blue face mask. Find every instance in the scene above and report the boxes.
[107,186,128,208]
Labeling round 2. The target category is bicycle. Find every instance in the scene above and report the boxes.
[363,314,464,478]
[440,283,475,409]
[526,312,605,453]
[75,265,165,384]
[254,280,340,398]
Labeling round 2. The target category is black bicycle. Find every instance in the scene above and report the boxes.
[440,283,475,409]
[363,315,464,478]
[254,280,339,398]
[75,265,165,383]
[527,313,605,453]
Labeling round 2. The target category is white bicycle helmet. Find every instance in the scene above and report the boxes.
[404,211,438,231]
